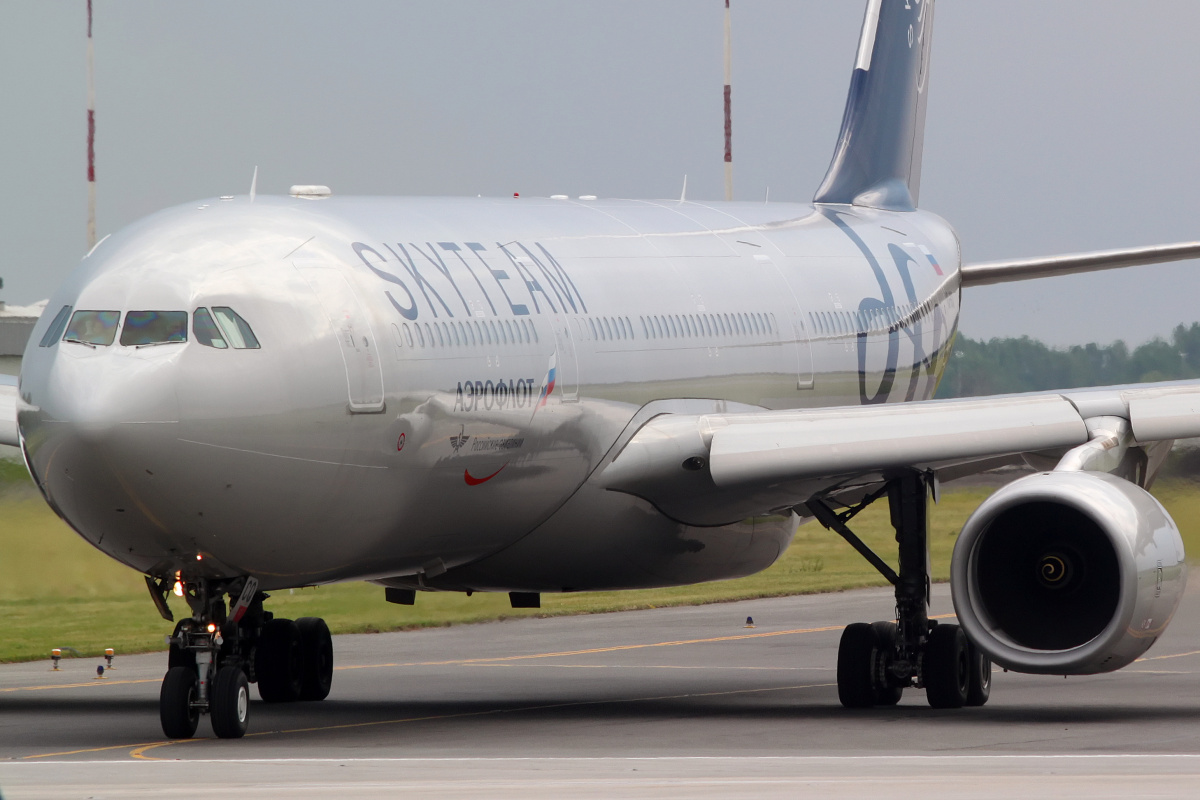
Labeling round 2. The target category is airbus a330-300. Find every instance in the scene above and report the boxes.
[4,0,1200,739]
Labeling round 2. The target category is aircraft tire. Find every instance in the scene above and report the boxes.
[837,623,878,708]
[924,623,969,709]
[159,666,200,739]
[297,617,334,701]
[210,666,251,739]
[869,621,903,706]
[965,640,992,707]
[256,619,303,703]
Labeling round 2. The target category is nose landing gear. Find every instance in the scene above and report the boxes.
[148,575,334,739]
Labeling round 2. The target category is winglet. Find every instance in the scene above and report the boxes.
[814,0,936,211]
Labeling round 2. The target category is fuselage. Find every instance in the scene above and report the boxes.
[17,194,961,592]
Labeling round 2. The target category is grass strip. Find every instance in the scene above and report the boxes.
[3,470,1199,666]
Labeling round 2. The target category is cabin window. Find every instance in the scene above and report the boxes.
[63,310,120,347]
[39,305,73,347]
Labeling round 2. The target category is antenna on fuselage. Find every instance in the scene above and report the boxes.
[85,0,96,250]
[679,174,688,203]
[249,165,258,203]
[723,0,733,201]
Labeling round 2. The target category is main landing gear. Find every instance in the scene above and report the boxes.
[808,470,991,709]
[147,575,334,739]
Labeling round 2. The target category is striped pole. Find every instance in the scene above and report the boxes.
[723,0,732,202]
[86,0,96,250]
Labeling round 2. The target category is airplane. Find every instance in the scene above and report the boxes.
[5,0,1200,740]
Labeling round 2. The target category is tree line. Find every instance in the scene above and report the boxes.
[936,323,1200,398]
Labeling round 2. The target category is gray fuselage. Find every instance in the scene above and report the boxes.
[17,194,960,592]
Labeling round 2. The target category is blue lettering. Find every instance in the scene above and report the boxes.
[442,242,498,317]
[352,242,419,321]
[384,243,454,318]
[485,244,530,316]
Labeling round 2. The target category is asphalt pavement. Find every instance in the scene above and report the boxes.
[3,583,1200,797]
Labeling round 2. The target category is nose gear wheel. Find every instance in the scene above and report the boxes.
[152,576,335,739]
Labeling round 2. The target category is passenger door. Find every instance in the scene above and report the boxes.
[294,259,386,413]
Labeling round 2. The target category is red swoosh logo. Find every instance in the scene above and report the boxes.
[464,464,507,486]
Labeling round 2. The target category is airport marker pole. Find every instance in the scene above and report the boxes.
[86,0,96,251]
[723,0,733,202]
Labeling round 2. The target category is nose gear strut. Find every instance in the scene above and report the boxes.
[150,574,334,739]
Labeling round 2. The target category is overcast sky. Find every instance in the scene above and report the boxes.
[3,1,1200,347]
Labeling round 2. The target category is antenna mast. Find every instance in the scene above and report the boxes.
[86,0,96,250]
[723,0,733,201]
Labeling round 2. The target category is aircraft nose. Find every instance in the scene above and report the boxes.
[21,348,182,555]
[28,348,180,443]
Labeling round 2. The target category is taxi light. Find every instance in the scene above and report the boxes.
[173,581,184,597]
[206,623,217,634]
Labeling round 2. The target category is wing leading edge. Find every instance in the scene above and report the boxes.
[960,241,1200,287]
[602,381,1200,527]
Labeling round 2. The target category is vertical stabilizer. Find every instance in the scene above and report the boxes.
[813,0,935,211]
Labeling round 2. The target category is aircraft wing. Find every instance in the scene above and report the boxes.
[0,374,17,447]
[960,241,1200,287]
[601,381,1200,526]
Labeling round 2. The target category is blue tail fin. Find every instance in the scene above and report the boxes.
[814,0,935,212]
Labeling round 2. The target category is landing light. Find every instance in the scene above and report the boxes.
[207,623,217,634]
[173,580,184,597]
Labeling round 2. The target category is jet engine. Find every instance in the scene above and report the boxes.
[951,470,1186,675]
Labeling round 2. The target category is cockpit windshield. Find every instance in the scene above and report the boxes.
[193,308,227,349]
[210,307,260,349]
[120,311,188,346]
[62,310,120,346]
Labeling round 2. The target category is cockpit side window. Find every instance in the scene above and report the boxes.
[120,311,188,346]
[193,308,228,349]
[39,305,73,347]
[63,310,120,346]
[211,307,260,349]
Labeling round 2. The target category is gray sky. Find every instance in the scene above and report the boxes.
[2,1,1199,347]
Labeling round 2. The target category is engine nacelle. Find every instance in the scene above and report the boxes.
[951,470,1186,675]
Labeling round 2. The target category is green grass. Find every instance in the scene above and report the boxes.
[4,458,1200,666]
